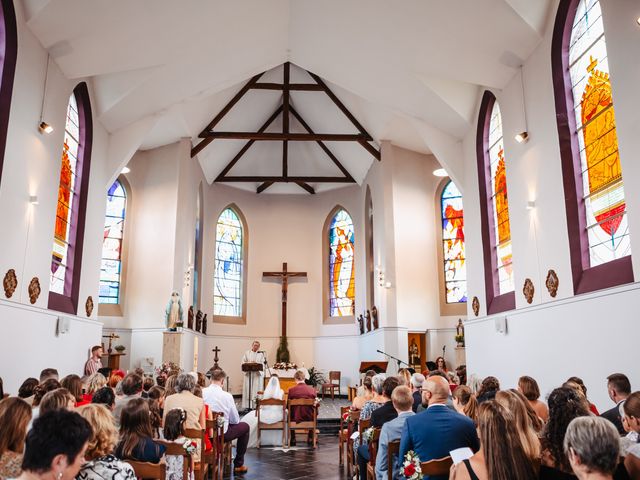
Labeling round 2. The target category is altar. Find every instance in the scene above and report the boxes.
[263,367,309,393]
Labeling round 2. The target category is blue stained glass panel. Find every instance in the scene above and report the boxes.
[214,208,243,316]
[441,181,467,303]
[99,180,126,304]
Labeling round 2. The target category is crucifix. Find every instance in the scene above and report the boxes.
[212,346,221,370]
[262,262,307,337]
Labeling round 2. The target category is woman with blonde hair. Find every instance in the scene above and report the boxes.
[164,374,179,397]
[83,373,107,403]
[39,388,76,415]
[452,385,478,424]
[76,404,136,480]
[0,398,32,479]
[397,368,412,386]
[450,401,537,480]
[495,390,541,460]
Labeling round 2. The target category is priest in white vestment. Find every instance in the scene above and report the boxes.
[242,340,265,409]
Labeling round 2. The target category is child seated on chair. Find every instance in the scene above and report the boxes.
[164,408,195,480]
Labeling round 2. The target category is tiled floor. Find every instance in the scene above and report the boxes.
[223,435,349,480]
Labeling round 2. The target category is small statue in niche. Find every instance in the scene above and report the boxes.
[28,277,41,305]
[365,310,372,332]
[3,269,17,298]
[357,314,364,335]
[188,306,194,330]
[409,339,420,366]
[455,319,465,347]
[165,291,183,330]
[195,310,203,332]
[371,306,379,330]
[471,296,480,317]
[85,296,94,317]
[202,314,208,334]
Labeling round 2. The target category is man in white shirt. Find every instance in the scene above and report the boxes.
[203,368,250,474]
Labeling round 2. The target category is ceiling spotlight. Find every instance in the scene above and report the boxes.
[38,121,53,134]
[433,168,448,177]
[121,167,131,174]
[515,131,529,143]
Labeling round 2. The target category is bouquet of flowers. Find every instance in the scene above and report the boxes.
[401,450,423,480]
[155,361,180,377]
[182,439,197,456]
[273,362,298,370]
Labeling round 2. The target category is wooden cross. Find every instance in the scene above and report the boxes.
[262,262,307,337]
[212,346,221,369]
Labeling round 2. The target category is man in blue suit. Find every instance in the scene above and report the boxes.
[399,376,479,480]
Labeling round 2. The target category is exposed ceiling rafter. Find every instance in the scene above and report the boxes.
[191,62,380,194]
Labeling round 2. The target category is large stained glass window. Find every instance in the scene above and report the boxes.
[214,207,243,316]
[441,181,467,303]
[49,93,81,295]
[569,0,630,266]
[488,102,514,295]
[99,180,126,304]
[329,208,355,316]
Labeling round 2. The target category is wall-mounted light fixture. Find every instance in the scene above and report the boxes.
[38,54,53,135]
[514,65,529,144]
[432,168,448,177]
[29,195,39,205]
[526,200,536,210]
[121,166,131,174]
[515,132,529,144]
[637,16,640,26]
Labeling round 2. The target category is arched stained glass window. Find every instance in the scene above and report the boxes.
[48,83,93,314]
[214,207,244,317]
[441,181,467,303]
[488,102,514,295]
[0,0,17,186]
[193,184,203,309]
[99,180,126,304]
[552,0,633,293]
[329,208,355,317]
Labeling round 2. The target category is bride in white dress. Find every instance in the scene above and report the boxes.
[241,376,286,448]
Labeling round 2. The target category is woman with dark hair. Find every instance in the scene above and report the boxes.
[476,376,500,403]
[18,378,39,405]
[518,375,548,422]
[435,356,448,373]
[91,387,116,411]
[352,376,373,410]
[540,387,591,474]
[452,385,478,424]
[31,378,62,425]
[0,397,32,479]
[115,398,165,463]
[622,392,640,477]
[16,410,92,480]
[450,401,537,480]
[61,374,85,406]
[147,386,165,439]
[565,377,599,415]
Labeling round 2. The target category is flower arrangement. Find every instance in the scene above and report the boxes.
[362,426,375,443]
[155,361,180,377]
[401,450,423,480]
[182,439,197,456]
[216,415,225,428]
[273,362,297,370]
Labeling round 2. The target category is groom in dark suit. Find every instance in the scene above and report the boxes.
[399,375,479,480]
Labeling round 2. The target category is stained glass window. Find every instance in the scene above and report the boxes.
[329,209,355,316]
[214,207,243,316]
[569,0,630,266]
[193,186,202,309]
[487,102,514,294]
[441,181,467,303]
[49,93,81,295]
[99,180,126,304]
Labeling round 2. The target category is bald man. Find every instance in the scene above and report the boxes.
[399,376,479,480]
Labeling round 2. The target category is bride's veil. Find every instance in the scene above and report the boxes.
[263,376,283,400]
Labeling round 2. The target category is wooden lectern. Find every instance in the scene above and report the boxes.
[358,361,388,374]
[242,362,264,410]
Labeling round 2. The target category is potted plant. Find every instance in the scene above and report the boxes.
[305,367,325,389]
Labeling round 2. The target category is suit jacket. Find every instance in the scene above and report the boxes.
[601,401,626,435]
[399,404,479,480]
[287,383,317,423]
[412,391,422,413]
[370,400,398,428]
[376,411,415,480]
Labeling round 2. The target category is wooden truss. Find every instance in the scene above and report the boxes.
[191,62,380,194]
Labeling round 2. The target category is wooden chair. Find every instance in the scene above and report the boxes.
[321,371,341,399]
[345,409,361,476]
[287,398,318,448]
[127,460,166,480]
[184,427,208,480]
[155,441,189,480]
[420,456,453,476]
[350,417,371,478]
[257,397,287,448]
[387,440,400,480]
[338,406,350,466]
[201,418,224,480]
[366,427,381,480]
[208,412,230,479]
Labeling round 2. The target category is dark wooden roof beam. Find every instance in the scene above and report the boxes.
[202,132,366,141]
[251,82,323,91]
[218,176,355,183]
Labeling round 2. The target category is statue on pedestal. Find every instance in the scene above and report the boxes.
[455,318,465,347]
[188,306,194,330]
[365,310,372,332]
[165,292,183,330]
[195,310,203,332]
[202,313,208,334]
[371,305,379,330]
[357,314,365,335]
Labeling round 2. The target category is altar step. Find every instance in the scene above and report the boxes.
[318,418,340,436]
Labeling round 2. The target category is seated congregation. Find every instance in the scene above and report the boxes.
[342,367,638,480]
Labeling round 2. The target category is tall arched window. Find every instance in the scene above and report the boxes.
[0,0,17,186]
[214,206,245,319]
[48,83,93,314]
[365,186,374,310]
[328,208,355,317]
[193,183,203,309]
[99,179,126,305]
[441,180,467,303]
[552,0,633,294]
[476,91,515,314]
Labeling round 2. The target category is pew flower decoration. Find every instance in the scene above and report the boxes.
[216,415,225,428]
[155,361,180,376]
[362,426,375,443]
[401,450,423,480]
[182,439,197,456]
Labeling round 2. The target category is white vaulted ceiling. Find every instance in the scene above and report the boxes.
[22,0,553,193]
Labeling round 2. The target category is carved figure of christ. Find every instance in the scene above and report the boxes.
[262,262,307,338]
